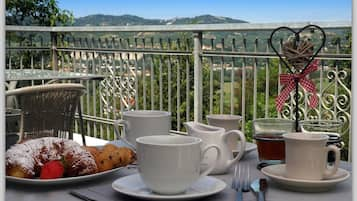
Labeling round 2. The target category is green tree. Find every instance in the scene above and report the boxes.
[132,34,221,131]
[6,0,73,26]
[6,0,74,72]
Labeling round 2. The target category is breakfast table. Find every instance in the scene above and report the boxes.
[5,69,105,82]
[5,146,352,201]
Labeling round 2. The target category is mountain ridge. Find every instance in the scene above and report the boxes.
[74,14,248,26]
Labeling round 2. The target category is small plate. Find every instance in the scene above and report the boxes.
[112,174,226,200]
[6,166,125,185]
[233,142,257,154]
[6,145,131,185]
[261,164,350,192]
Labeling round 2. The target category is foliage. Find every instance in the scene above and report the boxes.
[6,0,74,71]
[6,0,74,26]
[135,33,221,131]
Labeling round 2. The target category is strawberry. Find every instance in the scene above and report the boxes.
[40,160,65,179]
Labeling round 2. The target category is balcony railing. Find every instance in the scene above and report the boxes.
[5,21,352,161]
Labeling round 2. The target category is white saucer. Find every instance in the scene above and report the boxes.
[233,142,257,154]
[112,174,226,200]
[261,164,350,192]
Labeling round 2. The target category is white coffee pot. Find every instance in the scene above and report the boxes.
[184,121,246,174]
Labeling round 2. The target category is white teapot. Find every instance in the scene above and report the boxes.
[184,121,246,174]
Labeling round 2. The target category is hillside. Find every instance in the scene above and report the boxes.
[71,14,349,55]
[74,14,248,26]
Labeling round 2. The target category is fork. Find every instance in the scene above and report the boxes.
[242,162,250,192]
[232,162,250,201]
[232,162,251,201]
[231,163,243,201]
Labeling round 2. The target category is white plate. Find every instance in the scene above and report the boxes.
[112,174,226,200]
[6,145,132,185]
[233,142,257,154]
[261,164,350,192]
[6,166,125,185]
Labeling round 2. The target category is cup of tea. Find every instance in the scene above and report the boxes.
[283,132,340,180]
[252,118,295,168]
[136,135,221,195]
[114,110,171,149]
[206,114,242,152]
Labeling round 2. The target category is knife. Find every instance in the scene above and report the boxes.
[250,178,267,201]
[69,190,97,201]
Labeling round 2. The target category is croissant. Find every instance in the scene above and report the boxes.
[111,147,136,167]
[83,144,136,172]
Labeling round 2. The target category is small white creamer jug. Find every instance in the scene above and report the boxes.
[184,121,246,174]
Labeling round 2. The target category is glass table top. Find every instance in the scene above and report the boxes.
[5,69,105,81]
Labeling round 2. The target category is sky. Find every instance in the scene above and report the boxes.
[57,0,352,23]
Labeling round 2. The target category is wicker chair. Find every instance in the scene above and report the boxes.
[6,83,86,142]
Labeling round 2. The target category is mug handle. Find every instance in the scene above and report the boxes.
[199,144,221,178]
[323,144,340,178]
[223,130,246,168]
[114,119,136,150]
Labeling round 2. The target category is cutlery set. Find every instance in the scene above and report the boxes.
[231,162,267,201]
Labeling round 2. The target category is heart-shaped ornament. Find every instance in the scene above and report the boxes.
[269,24,326,74]
[282,39,314,71]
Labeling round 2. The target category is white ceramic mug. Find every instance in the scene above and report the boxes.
[136,135,221,195]
[184,121,246,174]
[283,132,340,180]
[114,110,171,149]
[206,114,242,152]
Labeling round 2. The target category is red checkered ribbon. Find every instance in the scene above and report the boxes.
[276,60,319,112]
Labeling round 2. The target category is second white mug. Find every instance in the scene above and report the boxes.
[283,132,340,180]
[114,110,171,149]
[206,114,242,152]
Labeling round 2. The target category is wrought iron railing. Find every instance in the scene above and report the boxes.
[5,21,352,161]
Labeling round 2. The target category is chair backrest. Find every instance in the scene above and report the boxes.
[6,83,86,141]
